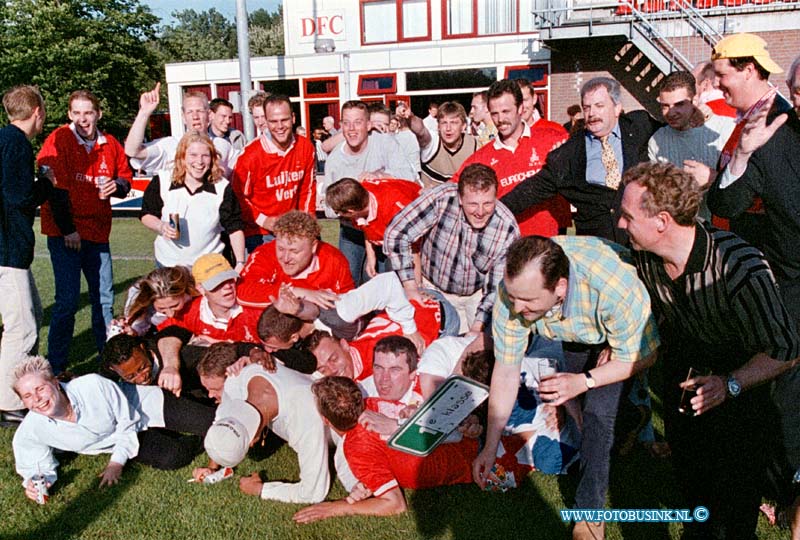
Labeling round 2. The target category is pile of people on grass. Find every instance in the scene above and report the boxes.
[3,32,800,540]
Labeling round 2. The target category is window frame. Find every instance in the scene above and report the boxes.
[441,0,521,39]
[360,0,432,46]
[357,73,398,96]
[303,77,340,99]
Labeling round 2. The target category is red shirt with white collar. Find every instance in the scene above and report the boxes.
[342,398,477,496]
[348,298,442,381]
[452,121,570,236]
[159,296,262,343]
[354,179,421,245]
[38,124,132,242]
[231,135,316,237]
[237,240,355,308]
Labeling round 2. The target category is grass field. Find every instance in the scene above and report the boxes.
[0,218,787,539]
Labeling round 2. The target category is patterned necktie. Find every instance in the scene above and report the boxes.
[600,135,621,190]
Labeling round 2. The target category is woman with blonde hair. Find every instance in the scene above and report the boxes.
[140,130,245,269]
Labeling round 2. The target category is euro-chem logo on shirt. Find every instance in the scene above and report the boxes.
[499,170,539,189]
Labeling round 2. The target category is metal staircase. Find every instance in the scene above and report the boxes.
[531,0,723,73]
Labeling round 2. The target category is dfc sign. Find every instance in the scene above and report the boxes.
[300,14,344,40]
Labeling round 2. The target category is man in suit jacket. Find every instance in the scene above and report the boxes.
[706,34,798,294]
[501,77,660,244]
[705,38,800,535]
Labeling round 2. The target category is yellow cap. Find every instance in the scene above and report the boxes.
[711,33,783,74]
[192,253,238,290]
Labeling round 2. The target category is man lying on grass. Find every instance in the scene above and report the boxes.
[192,342,330,503]
[293,374,538,524]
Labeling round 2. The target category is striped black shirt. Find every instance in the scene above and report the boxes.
[632,221,799,374]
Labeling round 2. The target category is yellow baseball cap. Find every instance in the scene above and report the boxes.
[192,253,238,290]
[711,33,783,74]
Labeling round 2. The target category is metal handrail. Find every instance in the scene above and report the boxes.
[671,0,723,45]
[528,0,716,70]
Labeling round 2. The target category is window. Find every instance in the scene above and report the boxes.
[446,0,473,35]
[443,0,518,37]
[402,0,429,38]
[261,79,300,98]
[478,0,516,34]
[361,0,430,44]
[505,64,549,86]
[304,77,339,98]
[406,68,497,91]
[535,89,549,118]
[358,74,397,95]
[306,102,340,131]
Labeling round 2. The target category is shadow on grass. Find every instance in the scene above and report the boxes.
[605,360,683,539]
[607,448,679,539]
[410,474,570,539]
[250,432,288,463]
[3,465,141,540]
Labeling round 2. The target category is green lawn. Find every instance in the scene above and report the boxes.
[0,218,787,539]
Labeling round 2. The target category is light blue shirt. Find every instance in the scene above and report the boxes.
[585,124,623,186]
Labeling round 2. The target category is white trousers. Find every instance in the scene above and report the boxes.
[0,266,42,410]
[422,277,481,334]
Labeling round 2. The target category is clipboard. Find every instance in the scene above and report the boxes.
[387,375,489,456]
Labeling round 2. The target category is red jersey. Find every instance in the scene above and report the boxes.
[38,125,132,242]
[348,298,442,381]
[452,122,570,236]
[237,241,354,308]
[706,98,737,119]
[354,179,421,245]
[231,135,316,237]
[342,398,477,496]
[159,296,261,343]
[534,117,567,132]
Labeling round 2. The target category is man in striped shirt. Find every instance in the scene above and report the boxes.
[383,163,520,336]
[474,234,659,540]
[619,161,799,539]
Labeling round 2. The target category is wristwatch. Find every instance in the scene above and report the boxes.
[726,375,742,398]
[584,370,596,389]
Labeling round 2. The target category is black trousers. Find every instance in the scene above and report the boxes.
[666,383,774,540]
[135,389,215,471]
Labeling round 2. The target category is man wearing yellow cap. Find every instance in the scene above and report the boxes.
[155,253,317,396]
[706,32,800,539]
[705,32,792,250]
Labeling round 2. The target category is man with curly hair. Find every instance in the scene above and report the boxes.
[236,210,354,309]
[620,161,799,538]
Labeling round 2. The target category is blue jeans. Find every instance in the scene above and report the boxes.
[47,237,114,372]
[420,288,461,338]
[339,223,366,286]
[245,233,275,255]
[559,343,623,509]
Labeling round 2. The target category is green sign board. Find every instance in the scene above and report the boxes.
[387,375,489,456]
